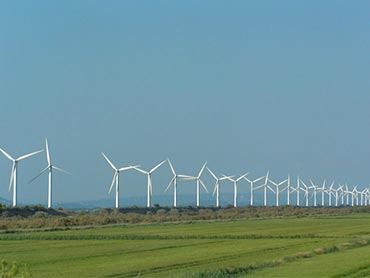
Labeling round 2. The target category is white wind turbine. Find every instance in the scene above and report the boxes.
[207,167,233,208]
[29,139,70,208]
[134,160,166,208]
[350,186,357,206]
[101,152,139,208]
[0,147,43,207]
[286,175,291,206]
[244,175,265,206]
[165,159,179,207]
[255,171,274,206]
[309,180,319,207]
[333,185,343,207]
[345,184,350,206]
[290,176,301,206]
[319,180,326,207]
[224,173,249,208]
[180,162,208,207]
[300,178,310,207]
[327,181,335,206]
[353,186,360,206]
[340,185,345,206]
[269,177,288,207]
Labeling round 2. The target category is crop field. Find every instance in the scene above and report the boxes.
[1,214,370,277]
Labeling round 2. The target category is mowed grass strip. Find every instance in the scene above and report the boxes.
[245,242,370,278]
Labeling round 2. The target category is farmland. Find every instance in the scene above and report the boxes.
[1,210,370,277]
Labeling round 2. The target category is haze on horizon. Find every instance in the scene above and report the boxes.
[0,1,369,206]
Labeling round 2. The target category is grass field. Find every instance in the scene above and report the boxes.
[1,213,370,277]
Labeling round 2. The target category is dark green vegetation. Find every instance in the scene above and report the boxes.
[1,206,370,277]
[1,205,370,229]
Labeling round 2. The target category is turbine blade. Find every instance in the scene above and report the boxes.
[265,171,270,184]
[45,138,51,165]
[119,165,140,171]
[198,162,207,178]
[220,175,234,181]
[237,172,249,181]
[253,176,265,183]
[108,172,117,194]
[8,163,15,192]
[164,177,175,192]
[102,152,117,170]
[207,167,218,180]
[0,148,14,161]
[17,150,43,161]
[200,179,209,193]
[29,166,49,184]
[212,183,217,197]
[222,175,235,182]
[134,167,148,174]
[167,159,176,175]
[178,174,194,179]
[52,166,71,175]
[150,160,166,173]
[269,179,278,186]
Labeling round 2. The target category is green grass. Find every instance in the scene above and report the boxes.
[1,213,370,277]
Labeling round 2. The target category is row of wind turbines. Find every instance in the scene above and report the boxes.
[100,153,370,209]
[1,140,369,209]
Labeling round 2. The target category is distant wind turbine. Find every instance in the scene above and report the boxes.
[207,167,232,208]
[224,173,249,208]
[101,152,139,208]
[269,177,288,207]
[180,162,208,207]
[244,175,265,206]
[0,147,43,207]
[134,160,166,207]
[255,171,274,206]
[165,159,181,208]
[29,139,70,208]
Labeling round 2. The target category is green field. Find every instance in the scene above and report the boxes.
[1,214,370,277]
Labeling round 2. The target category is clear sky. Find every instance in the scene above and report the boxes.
[0,1,369,205]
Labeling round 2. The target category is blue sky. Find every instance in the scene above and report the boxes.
[0,1,369,205]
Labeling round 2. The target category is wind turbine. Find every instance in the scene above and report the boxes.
[350,186,357,206]
[224,173,249,208]
[327,181,335,206]
[244,175,265,206]
[255,171,274,206]
[290,176,301,206]
[286,175,291,206]
[134,160,166,208]
[309,180,318,207]
[354,186,360,206]
[345,184,350,206]
[180,162,208,207]
[29,139,70,208]
[269,177,288,207]
[319,180,326,207]
[207,167,233,207]
[101,152,139,208]
[165,159,183,208]
[0,147,43,207]
[300,178,310,207]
